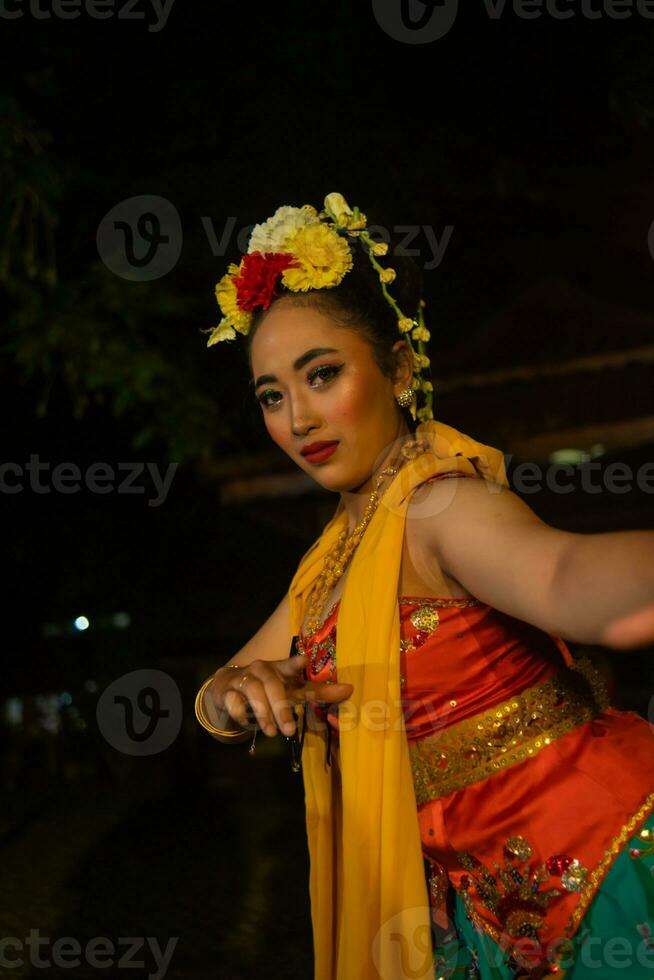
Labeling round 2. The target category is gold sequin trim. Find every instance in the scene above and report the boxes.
[400,595,481,608]
[427,860,448,909]
[565,790,654,935]
[409,657,610,804]
[304,595,478,649]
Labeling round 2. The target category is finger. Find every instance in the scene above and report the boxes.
[306,681,354,703]
[281,653,310,677]
[223,689,254,730]
[261,675,302,736]
[232,676,278,737]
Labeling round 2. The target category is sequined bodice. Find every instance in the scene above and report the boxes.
[297,594,562,741]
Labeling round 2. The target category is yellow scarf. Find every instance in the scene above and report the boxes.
[287,420,509,980]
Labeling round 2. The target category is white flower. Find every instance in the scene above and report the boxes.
[247,205,318,254]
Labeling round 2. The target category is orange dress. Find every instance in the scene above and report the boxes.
[297,587,654,972]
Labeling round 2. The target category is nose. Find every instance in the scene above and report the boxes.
[292,417,319,438]
[290,394,320,438]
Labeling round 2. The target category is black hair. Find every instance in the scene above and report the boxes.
[244,230,425,434]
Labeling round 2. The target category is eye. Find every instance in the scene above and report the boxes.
[307,363,343,386]
[257,388,282,409]
[256,363,344,409]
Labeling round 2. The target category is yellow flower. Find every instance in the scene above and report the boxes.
[421,380,433,392]
[234,312,253,336]
[281,223,353,291]
[214,263,252,334]
[412,351,430,371]
[346,211,367,230]
[411,325,431,342]
[417,406,433,422]
[379,267,396,284]
[398,318,416,333]
[206,319,237,347]
[324,192,352,220]
[372,242,389,256]
[323,194,368,229]
[214,263,240,311]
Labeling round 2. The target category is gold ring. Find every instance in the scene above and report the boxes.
[237,672,250,692]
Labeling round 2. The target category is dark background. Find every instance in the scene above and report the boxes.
[1,2,653,977]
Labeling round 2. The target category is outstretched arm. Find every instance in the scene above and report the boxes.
[417,476,654,648]
[600,599,654,649]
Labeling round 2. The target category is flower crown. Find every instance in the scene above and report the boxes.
[203,192,434,422]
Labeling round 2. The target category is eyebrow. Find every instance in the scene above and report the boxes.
[251,347,341,391]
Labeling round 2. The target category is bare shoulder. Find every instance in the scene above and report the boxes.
[408,473,544,543]
[221,591,292,669]
[407,475,578,630]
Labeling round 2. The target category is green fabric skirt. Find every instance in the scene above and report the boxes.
[433,811,654,979]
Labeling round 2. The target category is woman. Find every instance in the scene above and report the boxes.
[195,194,654,980]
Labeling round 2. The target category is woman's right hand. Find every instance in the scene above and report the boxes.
[207,655,354,738]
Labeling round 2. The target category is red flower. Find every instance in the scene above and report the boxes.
[233,251,298,312]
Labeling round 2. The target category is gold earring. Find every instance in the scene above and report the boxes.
[396,387,414,409]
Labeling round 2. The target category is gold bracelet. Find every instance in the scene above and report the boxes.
[194,669,249,739]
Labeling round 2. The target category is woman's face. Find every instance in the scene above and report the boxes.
[250,301,411,493]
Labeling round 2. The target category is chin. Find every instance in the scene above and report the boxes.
[309,470,343,489]
[303,465,350,493]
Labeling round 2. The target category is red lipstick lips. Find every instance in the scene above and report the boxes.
[301,441,339,463]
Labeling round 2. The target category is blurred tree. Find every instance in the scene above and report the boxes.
[0,94,231,464]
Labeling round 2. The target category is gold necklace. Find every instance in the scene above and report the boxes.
[303,436,428,638]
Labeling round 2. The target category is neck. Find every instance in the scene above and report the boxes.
[338,419,414,535]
